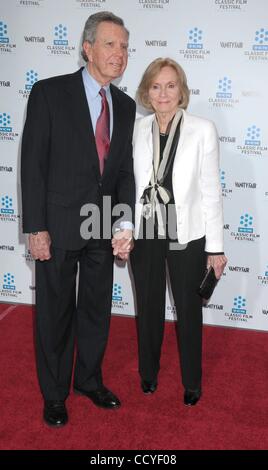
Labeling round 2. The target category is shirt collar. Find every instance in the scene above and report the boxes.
[82,66,110,99]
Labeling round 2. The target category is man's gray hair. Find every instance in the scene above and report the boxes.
[81,11,129,62]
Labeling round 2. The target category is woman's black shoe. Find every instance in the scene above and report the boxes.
[184,389,202,406]
[141,380,158,394]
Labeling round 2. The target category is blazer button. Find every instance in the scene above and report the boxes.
[98,182,102,188]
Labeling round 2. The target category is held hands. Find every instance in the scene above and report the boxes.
[29,231,52,261]
[111,229,134,261]
[207,254,228,280]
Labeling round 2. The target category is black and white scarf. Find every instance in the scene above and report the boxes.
[141,109,183,236]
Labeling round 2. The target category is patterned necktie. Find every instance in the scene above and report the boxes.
[95,88,110,175]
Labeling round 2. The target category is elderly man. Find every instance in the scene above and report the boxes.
[21,11,135,427]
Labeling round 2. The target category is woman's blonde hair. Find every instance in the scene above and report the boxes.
[137,57,190,111]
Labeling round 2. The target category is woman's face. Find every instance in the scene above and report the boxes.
[148,66,182,116]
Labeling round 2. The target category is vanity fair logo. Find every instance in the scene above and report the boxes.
[234,181,257,191]
[19,70,38,99]
[220,41,243,48]
[0,113,19,142]
[237,125,267,157]
[245,28,268,61]
[47,24,75,56]
[209,76,239,108]
[0,80,11,87]
[0,21,16,54]
[219,135,236,144]
[75,0,107,8]
[215,0,248,11]
[241,90,260,98]
[190,88,200,96]
[179,27,210,60]
[203,303,224,312]
[112,283,129,312]
[145,39,168,47]
[24,35,45,44]
[137,0,170,10]
[228,265,250,274]
[230,213,260,242]
[224,296,253,324]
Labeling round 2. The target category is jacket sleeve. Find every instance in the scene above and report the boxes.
[200,121,224,252]
[21,81,51,233]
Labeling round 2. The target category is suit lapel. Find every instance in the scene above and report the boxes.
[173,110,195,164]
[140,115,154,169]
[140,111,195,172]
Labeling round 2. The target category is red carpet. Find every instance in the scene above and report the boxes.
[0,302,268,450]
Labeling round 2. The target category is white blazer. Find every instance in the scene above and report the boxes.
[132,109,224,252]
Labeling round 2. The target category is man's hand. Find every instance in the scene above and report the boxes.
[111,229,134,261]
[207,254,227,279]
[29,231,52,261]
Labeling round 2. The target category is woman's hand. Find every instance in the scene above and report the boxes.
[111,229,134,261]
[207,254,227,279]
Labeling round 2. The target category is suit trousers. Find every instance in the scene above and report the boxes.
[131,235,206,391]
[35,239,114,401]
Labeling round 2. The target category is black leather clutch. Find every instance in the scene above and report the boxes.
[198,267,218,300]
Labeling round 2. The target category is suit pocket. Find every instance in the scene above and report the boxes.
[47,191,70,207]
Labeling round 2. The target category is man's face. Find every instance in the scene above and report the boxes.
[83,21,129,85]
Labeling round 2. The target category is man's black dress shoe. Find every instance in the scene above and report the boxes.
[43,400,68,427]
[184,389,202,406]
[74,386,121,409]
[141,380,158,394]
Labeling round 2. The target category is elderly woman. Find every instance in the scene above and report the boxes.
[130,58,227,406]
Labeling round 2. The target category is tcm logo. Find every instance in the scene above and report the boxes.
[232,296,246,315]
[253,27,268,51]
[187,27,203,49]
[25,70,38,90]
[216,76,232,98]
[53,24,68,46]
[220,169,233,197]
[238,213,253,234]
[1,195,14,215]
[3,273,15,291]
[220,169,226,189]
[258,265,268,286]
[0,113,12,132]
[113,283,122,302]
[245,125,261,146]
[0,21,8,44]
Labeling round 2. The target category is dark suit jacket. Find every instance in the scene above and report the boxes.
[21,68,136,250]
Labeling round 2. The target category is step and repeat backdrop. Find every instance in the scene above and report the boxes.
[0,0,268,330]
